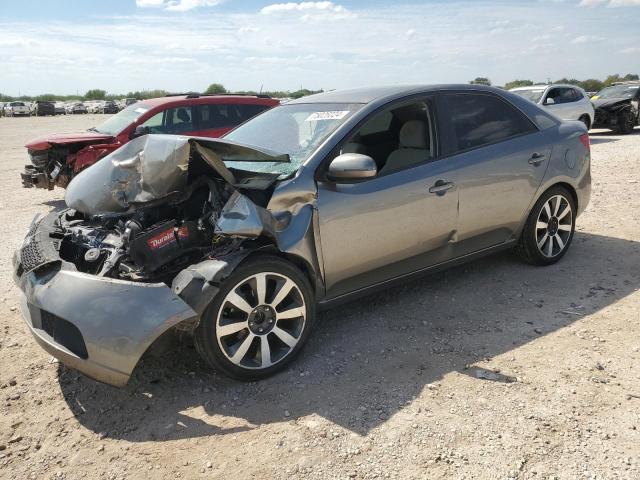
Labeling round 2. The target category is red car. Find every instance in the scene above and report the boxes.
[21,94,279,189]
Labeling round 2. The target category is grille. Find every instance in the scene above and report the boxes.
[20,237,47,273]
[594,110,608,125]
[29,151,49,168]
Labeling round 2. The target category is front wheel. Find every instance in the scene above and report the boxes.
[515,186,576,265]
[195,256,316,380]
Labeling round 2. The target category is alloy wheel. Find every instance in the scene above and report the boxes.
[535,194,573,258]
[216,272,307,370]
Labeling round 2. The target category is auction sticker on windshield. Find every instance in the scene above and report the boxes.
[305,111,350,122]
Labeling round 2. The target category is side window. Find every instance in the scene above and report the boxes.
[196,104,231,129]
[168,106,193,133]
[440,93,537,153]
[573,89,584,100]
[141,111,165,133]
[545,88,560,104]
[557,88,577,104]
[341,99,436,175]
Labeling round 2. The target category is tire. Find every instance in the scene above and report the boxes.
[615,109,635,134]
[515,186,576,266]
[579,115,591,130]
[194,255,316,381]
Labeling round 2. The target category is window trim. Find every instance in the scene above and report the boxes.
[315,93,441,183]
[436,91,539,158]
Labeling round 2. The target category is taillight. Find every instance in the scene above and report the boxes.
[579,133,590,151]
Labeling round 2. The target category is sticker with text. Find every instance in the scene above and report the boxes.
[305,111,350,122]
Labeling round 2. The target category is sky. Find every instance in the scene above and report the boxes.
[0,0,639,96]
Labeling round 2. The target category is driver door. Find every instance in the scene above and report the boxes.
[316,98,460,299]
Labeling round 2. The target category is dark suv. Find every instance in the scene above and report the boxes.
[591,82,640,134]
[21,94,279,190]
[32,101,56,117]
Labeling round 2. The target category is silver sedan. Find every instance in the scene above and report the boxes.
[14,85,590,385]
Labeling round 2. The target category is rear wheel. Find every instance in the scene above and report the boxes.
[194,256,315,380]
[515,186,576,265]
[615,109,635,134]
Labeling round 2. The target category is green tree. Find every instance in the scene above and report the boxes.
[469,77,491,86]
[623,73,639,81]
[579,79,604,92]
[204,83,227,94]
[85,89,107,100]
[603,74,623,87]
[504,79,534,90]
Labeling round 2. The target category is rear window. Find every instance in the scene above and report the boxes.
[440,93,537,153]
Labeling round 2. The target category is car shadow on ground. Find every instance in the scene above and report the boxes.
[42,199,67,212]
[590,137,619,145]
[59,231,640,441]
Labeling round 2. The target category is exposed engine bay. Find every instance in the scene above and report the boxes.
[57,179,234,282]
[49,134,289,284]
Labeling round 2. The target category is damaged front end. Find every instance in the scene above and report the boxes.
[21,140,118,190]
[13,134,317,386]
[591,98,638,133]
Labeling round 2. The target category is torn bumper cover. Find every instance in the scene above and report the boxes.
[13,215,198,387]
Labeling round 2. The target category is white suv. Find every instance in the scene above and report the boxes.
[510,84,594,129]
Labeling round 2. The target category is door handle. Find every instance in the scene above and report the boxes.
[429,180,455,194]
[528,152,546,165]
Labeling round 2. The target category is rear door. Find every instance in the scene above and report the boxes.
[436,92,550,255]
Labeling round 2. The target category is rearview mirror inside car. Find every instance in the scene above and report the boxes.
[327,153,378,181]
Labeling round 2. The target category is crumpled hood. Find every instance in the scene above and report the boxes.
[591,98,631,110]
[65,134,289,215]
[25,131,115,151]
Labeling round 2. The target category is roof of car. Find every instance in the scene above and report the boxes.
[510,84,585,91]
[288,84,508,105]
[139,95,278,107]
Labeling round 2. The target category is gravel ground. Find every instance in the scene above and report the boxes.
[0,114,639,480]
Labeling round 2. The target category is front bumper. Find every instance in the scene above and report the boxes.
[13,214,198,387]
[592,108,618,129]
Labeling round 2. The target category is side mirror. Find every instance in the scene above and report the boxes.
[545,97,555,105]
[327,153,377,181]
[131,125,149,138]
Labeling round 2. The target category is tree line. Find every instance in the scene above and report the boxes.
[3,74,637,103]
[470,73,639,91]
[0,84,324,103]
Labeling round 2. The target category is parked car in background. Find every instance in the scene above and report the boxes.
[101,100,118,114]
[510,84,594,129]
[32,101,56,117]
[54,102,66,115]
[66,102,88,114]
[591,82,640,134]
[125,98,137,106]
[86,101,102,114]
[21,93,279,190]
[4,101,31,117]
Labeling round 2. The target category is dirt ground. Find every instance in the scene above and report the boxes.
[0,114,639,480]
